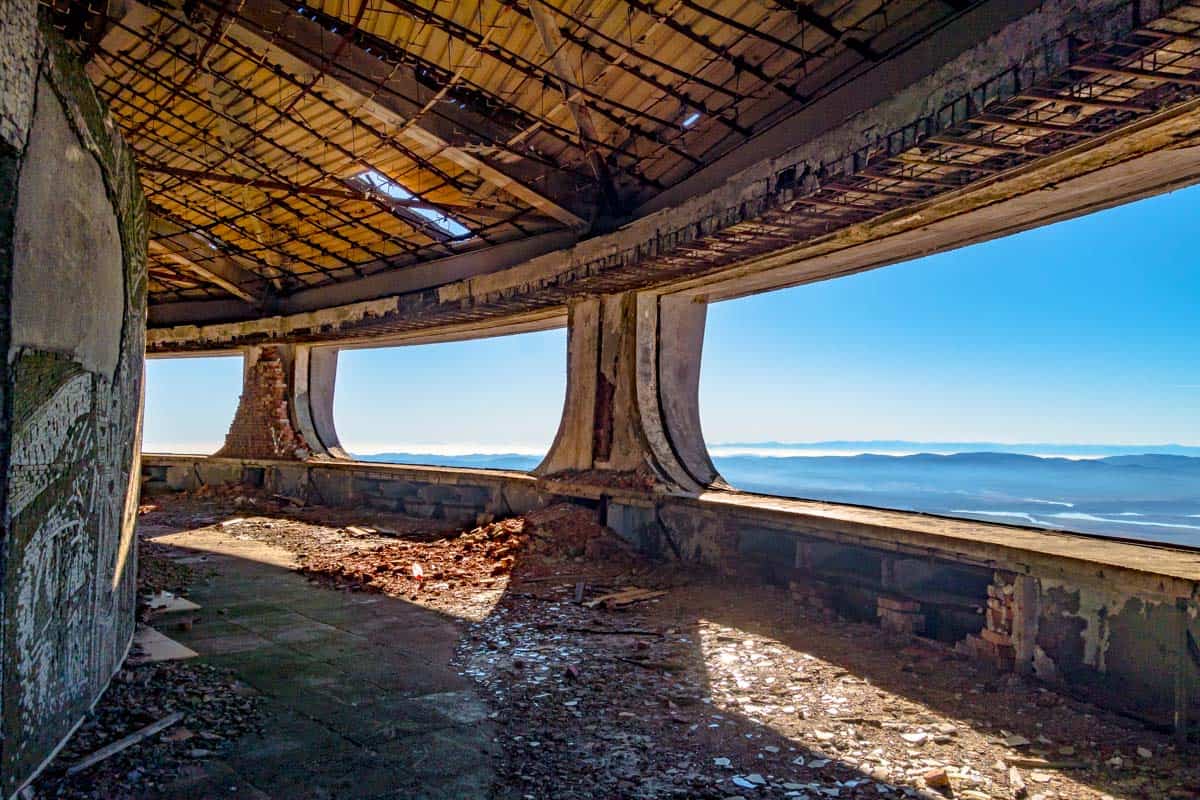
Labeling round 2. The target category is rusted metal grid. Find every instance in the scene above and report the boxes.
[277,9,1200,343]
[51,0,976,305]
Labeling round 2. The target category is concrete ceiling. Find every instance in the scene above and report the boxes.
[49,0,1200,350]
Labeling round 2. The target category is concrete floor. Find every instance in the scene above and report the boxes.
[149,529,498,799]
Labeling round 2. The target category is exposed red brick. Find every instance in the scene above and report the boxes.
[215,347,310,460]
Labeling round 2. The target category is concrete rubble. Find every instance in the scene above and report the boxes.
[29,524,264,798]
[27,490,1194,799]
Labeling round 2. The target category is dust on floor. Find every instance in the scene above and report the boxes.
[31,491,1200,799]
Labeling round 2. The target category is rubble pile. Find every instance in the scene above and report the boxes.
[291,503,644,617]
[299,516,530,595]
[461,580,1200,800]
[522,502,641,569]
[30,662,263,799]
[111,493,1199,800]
[136,537,198,601]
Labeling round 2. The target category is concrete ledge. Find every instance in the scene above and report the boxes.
[689,490,1200,599]
[600,488,1199,727]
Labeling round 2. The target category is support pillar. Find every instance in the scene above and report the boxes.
[536,291,722,493]
[214,343,343,460]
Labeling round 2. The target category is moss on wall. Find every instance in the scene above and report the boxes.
[0,14,146,796]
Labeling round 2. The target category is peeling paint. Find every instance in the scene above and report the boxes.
[1039,578,1141,673]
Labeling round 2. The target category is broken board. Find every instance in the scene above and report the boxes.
[129,625,199,664]
[583,587,666,609]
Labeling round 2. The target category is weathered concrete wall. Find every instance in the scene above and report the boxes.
[0,11,147,796]
[142,455,545,525]
[144,449,1199,729]
[601,491,1200,730]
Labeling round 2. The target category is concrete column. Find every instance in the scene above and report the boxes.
[1011,574,1040,676]
[292,344,346,458]
[215,343,344,459]
[536,291,722,493]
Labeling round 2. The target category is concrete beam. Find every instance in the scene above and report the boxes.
[100,0,589,229]
[634,0,1045,217]
[223,0,588,230]
[147,104,1200,350]
[149,218,267,305]
[527,1,619,212]
[146,229,578,327]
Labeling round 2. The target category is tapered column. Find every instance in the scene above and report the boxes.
[536,291,721,493]
[214,343,343,459]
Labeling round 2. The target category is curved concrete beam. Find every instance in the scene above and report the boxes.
[292,345,347,458]
[536,291,720,492]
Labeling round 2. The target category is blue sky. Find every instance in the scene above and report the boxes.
[143,185,1200,454]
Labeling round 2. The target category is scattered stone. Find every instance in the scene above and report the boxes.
[1009,765,1028,799]
[120,493,1200,800]
[923,767,951,792]
[31,661,262,798]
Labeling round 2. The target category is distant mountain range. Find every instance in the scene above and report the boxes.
[354,447,1200,546]
[357,452,543,471]
[707,440,1200,458]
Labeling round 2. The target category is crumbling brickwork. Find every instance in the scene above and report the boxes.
[877,596,925,635]
[215,347,309,460]
[957,571,1017,670]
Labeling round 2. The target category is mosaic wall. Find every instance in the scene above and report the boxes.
[0,12,147,795]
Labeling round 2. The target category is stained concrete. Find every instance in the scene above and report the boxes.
[144,527,497,799]
[0,19,147,796]
[12,79,124,378]
[0,0,40,150]
[535,291,717,491]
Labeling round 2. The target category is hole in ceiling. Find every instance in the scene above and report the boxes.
[355,169,472,238]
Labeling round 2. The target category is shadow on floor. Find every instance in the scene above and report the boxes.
[137,506,1194,800]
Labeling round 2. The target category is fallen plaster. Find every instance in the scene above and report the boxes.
[128,626,199,664]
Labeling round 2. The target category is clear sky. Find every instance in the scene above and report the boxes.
[143,184,1200,454]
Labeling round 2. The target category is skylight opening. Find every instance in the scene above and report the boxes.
[682,112,701,128]
[356,169,471,238]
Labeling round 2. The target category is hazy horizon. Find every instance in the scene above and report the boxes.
[142,438,1200,458]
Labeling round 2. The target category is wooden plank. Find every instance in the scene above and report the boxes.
[66,712,185,776]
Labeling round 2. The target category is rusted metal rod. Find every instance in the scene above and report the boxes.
[142,164,369,201]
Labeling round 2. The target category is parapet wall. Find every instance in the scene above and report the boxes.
[143,454,1200,734]
[600,489,1200,731]
[142,455,546,524]
[1,11,147,797]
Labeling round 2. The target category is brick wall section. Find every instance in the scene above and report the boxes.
[956,571,1017,669]
[215,347,310,460]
